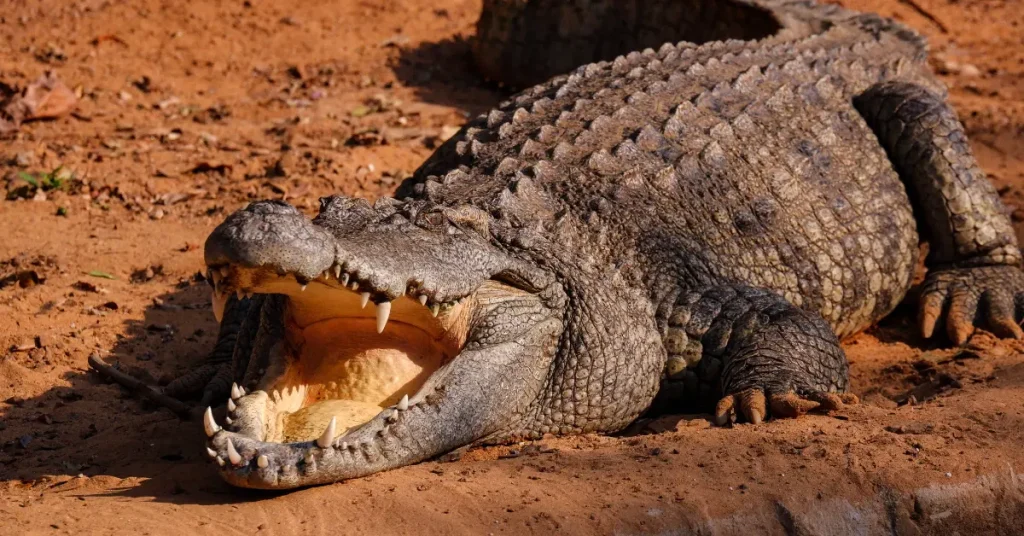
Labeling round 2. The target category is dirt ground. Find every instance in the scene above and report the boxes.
[1,0,1023,534]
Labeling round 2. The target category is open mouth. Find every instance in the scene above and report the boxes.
[206,262,474,447]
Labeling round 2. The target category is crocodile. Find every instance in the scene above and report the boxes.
[93,0,1024,489]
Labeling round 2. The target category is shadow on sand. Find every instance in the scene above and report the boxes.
[0,280,285,504]
[389,36,507,114]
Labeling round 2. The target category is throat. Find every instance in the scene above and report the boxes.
[285,317,450,407]
[265,316,453,443]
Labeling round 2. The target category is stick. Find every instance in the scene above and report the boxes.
[88,354,195,418]
[898,0,949,34]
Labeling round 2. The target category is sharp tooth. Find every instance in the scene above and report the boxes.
[239,386,246,396]
[300,284,307,292]
[303,451,314,464]
[206,447,217,458]
[317,417,336,449]
[397,394,409,411]
[231,383,242,400]
[376,301,392,333]
[226,438,242,465]
[203,407,220,437]
[418,295,428,306]
[360,292,370,308]
[431,304,439,317]
[225,416,233,425]
[216,456,225,467]
[333,265,342,279]
[350,282,359,291]
[341,442,348,450]
[323,272,329,280]
[257,455,269,468]
[273,389,281,402]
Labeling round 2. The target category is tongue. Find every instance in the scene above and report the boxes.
[280,399,382,443]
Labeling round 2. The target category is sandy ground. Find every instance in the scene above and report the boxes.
[1,0,1023,534]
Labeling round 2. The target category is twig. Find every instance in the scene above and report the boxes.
[898,0,949,34]
[88,353,195,418]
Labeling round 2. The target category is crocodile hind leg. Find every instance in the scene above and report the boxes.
[855,82,1024,345]
[656,286,856,425]
[89,294,259,414]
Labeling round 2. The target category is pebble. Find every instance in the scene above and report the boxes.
[14,151,34,167]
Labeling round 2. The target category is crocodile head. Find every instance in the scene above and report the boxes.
[201,197,564,489]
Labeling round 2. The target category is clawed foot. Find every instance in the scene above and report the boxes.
[713,388,858,426]
[920,265,1024,345]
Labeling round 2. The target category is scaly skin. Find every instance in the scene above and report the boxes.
[103,0,1024,489]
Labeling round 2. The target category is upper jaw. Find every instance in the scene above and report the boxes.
[204,198,526,318]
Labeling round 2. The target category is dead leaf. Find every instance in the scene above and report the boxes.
[0,72,78,135]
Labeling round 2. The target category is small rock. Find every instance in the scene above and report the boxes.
[959,64,981,77]
[150,208,165,220]
[13,151,34,167]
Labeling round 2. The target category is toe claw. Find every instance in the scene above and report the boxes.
[806,391,844,412]
[920,288,948,339]
[768,392,820,419]
[736,388,767,424]
[714,395,736,427]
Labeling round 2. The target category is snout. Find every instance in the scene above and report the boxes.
[204,200,336,280]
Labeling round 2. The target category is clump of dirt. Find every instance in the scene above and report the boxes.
[2,0,1024,533]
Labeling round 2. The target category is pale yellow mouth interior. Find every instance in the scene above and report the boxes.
[274,314,453,442]
[214,269,474,443]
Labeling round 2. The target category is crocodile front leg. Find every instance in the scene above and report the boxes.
[657,286,855,425]
[855,82,1024,345]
